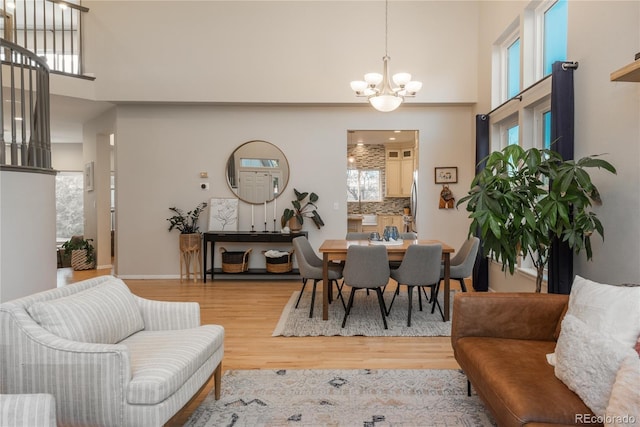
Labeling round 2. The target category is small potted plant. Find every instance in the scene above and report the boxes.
[61,235,95,270]
[167,202,208,251]
[281,189,324,231]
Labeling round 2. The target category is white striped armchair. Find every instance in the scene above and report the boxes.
[0,394,57,427]
[0,276,224,427]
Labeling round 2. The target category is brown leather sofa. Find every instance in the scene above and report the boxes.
[451,292,602,427]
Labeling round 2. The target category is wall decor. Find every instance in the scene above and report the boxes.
[439,185,455,209]
[434,166,457,184]
[208,198,238,231]
[84,161,94,192]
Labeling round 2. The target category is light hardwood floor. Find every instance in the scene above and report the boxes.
[59,267,464,426]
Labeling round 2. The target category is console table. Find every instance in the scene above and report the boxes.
[203,231,308,282]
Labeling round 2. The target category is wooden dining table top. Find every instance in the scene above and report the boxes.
[319,239,455,258]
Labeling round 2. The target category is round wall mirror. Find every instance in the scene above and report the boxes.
[226,140,290,204]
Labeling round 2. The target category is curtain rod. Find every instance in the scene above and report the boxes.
[486,61,579,116]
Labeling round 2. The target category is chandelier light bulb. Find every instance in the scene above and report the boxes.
[392,73,412,87]
[405,80,423,94]
[369,95,403,112]
[350,81,367,94]
[364,73,383,86]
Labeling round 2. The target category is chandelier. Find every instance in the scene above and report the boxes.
[350,0,422,112]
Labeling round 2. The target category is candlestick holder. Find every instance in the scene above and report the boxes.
[272,219,278,233]
[250,225,256,233]
[263,222,269,233]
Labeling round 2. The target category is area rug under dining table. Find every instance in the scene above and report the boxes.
[272,289,454,337]
[184,368,495,426]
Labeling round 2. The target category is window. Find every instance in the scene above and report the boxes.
[507,38,521,98]
[56,171,84,241]
[347,169,382,202]
[493,21,520,105]
[240,158,280,168]
[543,111,552,149]
[538,0,567,77]
[507,124,520,146]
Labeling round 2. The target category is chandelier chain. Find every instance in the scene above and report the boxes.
[384,0,389,57]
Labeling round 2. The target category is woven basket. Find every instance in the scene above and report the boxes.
[220,247,251,273]
[264,250,294,273]
[71,249,94,271]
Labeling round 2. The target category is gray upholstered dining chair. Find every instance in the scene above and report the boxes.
[400,232,417,240]
[439,236,480,292]
[389,244,443,325]
[292,236,345,318]
[341,245,391,329]
[345,232,371,240]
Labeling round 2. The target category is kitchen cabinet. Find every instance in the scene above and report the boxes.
[386,147,414,197]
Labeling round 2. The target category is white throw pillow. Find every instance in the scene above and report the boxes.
[567,275,640,348]
[555,314,636,417]
[28,278,144,344]
[605,354,640,426]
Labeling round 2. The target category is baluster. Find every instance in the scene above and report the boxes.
[51,1,56,71]
[61,5,65,73]
[0,41,4,166]
[20,50,27,166]
[10,49,18,165]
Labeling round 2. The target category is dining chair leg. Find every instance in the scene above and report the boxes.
[375,287,388,329]
[459,278,468,292]
[406,285,414,327]
[333,280,347,310]
[420,286,431,303]
[309,279,319,318]
[386,284,401,315]
[430,283,445,321]
[341,288,357,328]
[430,283,439,314]
[417,285,423,312]
[295,278,308,308]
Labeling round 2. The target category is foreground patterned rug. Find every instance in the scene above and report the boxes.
[272,289,453,337]
[184,369,495,427]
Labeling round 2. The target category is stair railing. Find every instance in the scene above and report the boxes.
[1,38,51,169]
[1,0,89,76]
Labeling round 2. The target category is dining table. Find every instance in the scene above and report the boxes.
[318,239,455,321]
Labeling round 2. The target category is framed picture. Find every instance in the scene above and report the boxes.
[84,161,94,192]
[208,198,239,231]
[435,167,458,184]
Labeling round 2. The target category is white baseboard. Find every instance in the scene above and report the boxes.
[116,275,181,280]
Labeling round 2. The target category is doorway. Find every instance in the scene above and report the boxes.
[346,130,418,233]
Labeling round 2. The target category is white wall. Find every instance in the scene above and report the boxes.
[0,170,57,302]
[51,143,83,171]
[115,104,475,278]
[83,1,479,104]
[569,1,640,285]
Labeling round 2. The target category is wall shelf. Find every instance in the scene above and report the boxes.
[610,59,640,82]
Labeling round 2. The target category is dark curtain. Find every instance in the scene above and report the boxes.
[548,61,575,294]
[472,114,490,292]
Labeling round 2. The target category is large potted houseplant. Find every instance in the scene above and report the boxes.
[61,235,95,270]
[457,145,616,292]
[281,188,325,231]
